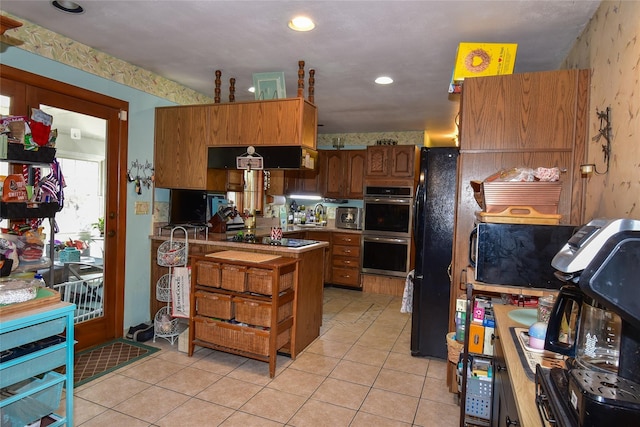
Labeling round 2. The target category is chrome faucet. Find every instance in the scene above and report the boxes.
[313,203,326,223]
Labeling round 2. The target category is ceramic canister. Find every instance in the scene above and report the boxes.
[270,227,283,241]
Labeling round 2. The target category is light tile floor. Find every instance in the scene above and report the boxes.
[68,287,460,426]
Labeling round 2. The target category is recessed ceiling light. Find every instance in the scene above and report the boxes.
[51,1,84,14]
[288,16,315,32]
[248,87,255,93]
[375,76,394,85]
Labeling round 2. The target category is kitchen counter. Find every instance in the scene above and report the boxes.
[153,223,360,248]
[493,304,542,427]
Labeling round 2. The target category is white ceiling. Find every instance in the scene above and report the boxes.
[1,1,600,145]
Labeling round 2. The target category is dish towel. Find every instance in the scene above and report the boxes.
[401,269,414,313]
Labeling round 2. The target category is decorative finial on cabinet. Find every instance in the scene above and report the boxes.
[297,60,305,98]
[214,70,222,104]
[229,78,236,102]
[308,69,315,104]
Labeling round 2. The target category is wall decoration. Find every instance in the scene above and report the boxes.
[253,72,286,100]
[127,159,154,195]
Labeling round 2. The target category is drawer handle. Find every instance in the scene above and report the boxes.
[496,365,507,372]
[536,392,557,424]
[344,249,351,254]
[505,416,520,426]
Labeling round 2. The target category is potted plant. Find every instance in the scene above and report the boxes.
[92,217,105,236]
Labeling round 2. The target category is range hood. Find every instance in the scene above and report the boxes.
[208,146,318,170]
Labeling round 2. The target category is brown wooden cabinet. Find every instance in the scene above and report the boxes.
[365,145,417,179]
[447,69,589,390]
[154,106,209,189]
[305,230,332,283]
[265,170,285,196]
[188,254,298,377]
[331,232,361,288]
[155,98,317,190]
[323,150,365,199]
[284,168,320,195]
[207,98,317,148]
[206,169,245,193]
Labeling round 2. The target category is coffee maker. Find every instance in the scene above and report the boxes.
[536,218,640,427]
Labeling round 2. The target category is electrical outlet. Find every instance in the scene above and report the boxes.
[135,201,149,215]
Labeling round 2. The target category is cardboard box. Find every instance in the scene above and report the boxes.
[452,42,517,83]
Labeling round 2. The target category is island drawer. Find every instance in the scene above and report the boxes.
[194,261,221,288]
[195,291,234,320]
[220,265,247,292]
[246,268,294,295]
[233,296,292,327]
[193,317,289,356]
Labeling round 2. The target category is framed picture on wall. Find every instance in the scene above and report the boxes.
[252,72,286,100]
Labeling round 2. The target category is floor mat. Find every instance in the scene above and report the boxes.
[65,338,159,387]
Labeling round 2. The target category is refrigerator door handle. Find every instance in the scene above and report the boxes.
[413,183,424,241]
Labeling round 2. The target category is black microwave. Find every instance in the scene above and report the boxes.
[469,223,578,288]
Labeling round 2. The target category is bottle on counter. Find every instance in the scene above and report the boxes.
[33,273,46,288]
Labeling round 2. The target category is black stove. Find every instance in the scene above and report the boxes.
[536,362,640,426]
[228,235,318,248]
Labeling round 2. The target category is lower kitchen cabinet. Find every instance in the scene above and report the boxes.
[492,327,520,427]
[305,230,332,284]
[331,232,361,288]
[188,254,299,377]
[0,302,75,427]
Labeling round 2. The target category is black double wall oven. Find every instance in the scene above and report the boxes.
[361,185,413,278]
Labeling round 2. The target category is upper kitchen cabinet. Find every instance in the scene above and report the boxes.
[323,150,365,199]
[154,105,209,189]
[460,70,588,151]
[208,98,317,148]
[365,145,418,180]
[284,167,320,195]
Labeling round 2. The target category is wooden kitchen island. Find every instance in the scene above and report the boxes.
[150,233,328,355]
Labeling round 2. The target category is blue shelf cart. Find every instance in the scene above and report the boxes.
[1,302,75,426]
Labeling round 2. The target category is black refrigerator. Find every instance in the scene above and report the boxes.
[411,147,459,359]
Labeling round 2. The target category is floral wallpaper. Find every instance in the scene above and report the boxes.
[317,131,424,148]
[563,1,640,221]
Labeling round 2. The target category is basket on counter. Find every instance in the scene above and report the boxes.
[471,180,562,214]
[157,240,186,267]
[446,332,463,364]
